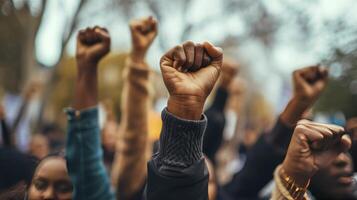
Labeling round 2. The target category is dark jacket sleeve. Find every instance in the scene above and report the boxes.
[203,87,228,163]
[223,118,294,199]
[146,108,209,200]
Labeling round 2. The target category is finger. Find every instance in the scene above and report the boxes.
[340,134,352,152]
[171,45,186,70]
[295,124,324,142]
[182,41,195,70]
[202,51,211,67]
[77,30,86,43]
[317,66,329,80]
[192,43,204,71]
[94,28,111,45]
[203,41,223,60]
[303,123,333,138]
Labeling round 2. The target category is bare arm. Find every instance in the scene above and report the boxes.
[111,16,157,200]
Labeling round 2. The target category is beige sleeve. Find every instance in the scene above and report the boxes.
[111,57,151,199]
[271,165,309,200]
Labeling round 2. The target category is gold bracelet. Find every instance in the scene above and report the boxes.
[279,167,310,200]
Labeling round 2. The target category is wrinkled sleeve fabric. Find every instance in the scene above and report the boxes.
[65,107,115,200]
[146,108,209,200]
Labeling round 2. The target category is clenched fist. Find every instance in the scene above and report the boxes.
[220,59,239,89]
[76,26,111,70]
[293,65,328,107]
[161,41,223,120]
[130,16,157,60]
[282,120,351,186]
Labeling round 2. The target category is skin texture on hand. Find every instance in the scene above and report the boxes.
[282,120,351,187]
[73,26,111,110]
[280,65,329,126]
[160,41,223,120]
[130,16,158,61]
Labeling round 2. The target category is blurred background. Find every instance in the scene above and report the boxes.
[0,0,357,152]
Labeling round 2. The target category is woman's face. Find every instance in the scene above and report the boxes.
[28,157,72,200]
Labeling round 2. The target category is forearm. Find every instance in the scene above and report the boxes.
[280,97,309,127]
[66,107,115,200]
[112,57,150,197]
[146,109,209,200]
[73,67,98,110]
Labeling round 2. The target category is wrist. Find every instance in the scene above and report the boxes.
[167,96,204,120]
[130,50,146,62]
[281,161,311,188]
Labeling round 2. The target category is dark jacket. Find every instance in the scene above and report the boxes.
[203,87,228,164]
[224,118,294,200]
[146,109,209,200]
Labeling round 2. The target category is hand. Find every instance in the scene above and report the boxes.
[282,120,351,186]
[73,26,111,110]
[129,16,158,61]
[280,65,328,126]
[293,65,328,106]
[160,41,223,120]
[76,26,111,71]
[220,59,239,89]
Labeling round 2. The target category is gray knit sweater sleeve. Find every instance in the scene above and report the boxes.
[153,108,207,173]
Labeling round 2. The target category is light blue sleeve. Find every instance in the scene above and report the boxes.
[65,107,115,200]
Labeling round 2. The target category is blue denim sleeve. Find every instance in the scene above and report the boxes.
[65,107,115,200]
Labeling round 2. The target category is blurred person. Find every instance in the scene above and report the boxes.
[0,147,38,193]
[39,123,65,153]
[100,99,118,170]
[224,65,329,199]
[309,152,357,199]
[65,26,115,199]
[111,16,157,200]
[0,103,12,147]
[146,41,223,200]
[29,134,50,159]
[203,58,239,164]
[273,120,352,199]
[27,153,73,200]
[3,79,41,151]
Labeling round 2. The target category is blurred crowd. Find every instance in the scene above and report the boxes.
[0,15,357,200]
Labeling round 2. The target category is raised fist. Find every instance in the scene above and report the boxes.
[129,16,157,60]
[220,58,239,89]
[282,120,351,186]
[293,65,328,106]
[76,26,111,69]
[161,41,223,120]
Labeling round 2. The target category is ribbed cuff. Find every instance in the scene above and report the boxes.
[156,108,207,169]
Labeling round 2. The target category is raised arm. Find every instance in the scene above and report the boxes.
[203,59,239,163]
[224,65,329,198]
[273,120,351,199]
[146,41,223,200]
[65,26,115,200]
[111,16,157,200]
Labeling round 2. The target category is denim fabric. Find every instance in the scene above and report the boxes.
[65,107,115,200]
